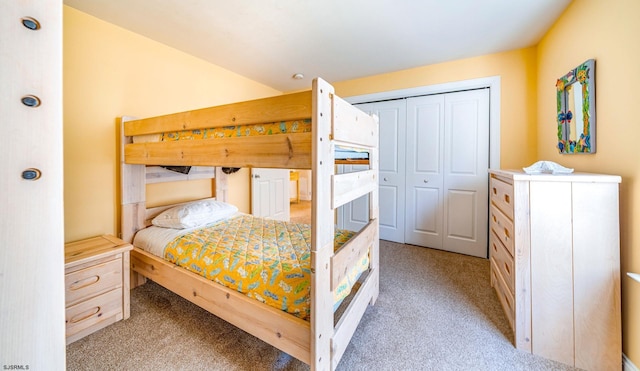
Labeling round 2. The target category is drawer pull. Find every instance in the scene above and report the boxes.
[504,194,510,204]
[69,306,101,324]
[69,275,100,291]
[504,228,510,240]
[504,263,511,275]
[492,187,497,195]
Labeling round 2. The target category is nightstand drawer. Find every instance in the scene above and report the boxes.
[65,257,122,306]
[490,204,514,256]
[65,288,123,342]
[490,233,515,295]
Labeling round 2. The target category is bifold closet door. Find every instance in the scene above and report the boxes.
[405,89,489,257]
[345,100,406,242]
[405,95,445,249]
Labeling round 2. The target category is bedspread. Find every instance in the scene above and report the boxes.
[163,214,367,320]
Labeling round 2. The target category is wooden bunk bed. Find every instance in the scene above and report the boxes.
[119,78,379,370]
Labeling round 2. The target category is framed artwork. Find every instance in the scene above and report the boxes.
[556,59,596,153]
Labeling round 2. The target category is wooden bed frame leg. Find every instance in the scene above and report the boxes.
[130,269,147,289]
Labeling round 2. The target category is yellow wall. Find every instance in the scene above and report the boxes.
[537,0,640,363]
[63,6,280,242]
[332,47,538,169]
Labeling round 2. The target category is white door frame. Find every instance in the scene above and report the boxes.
[345,76,501,170]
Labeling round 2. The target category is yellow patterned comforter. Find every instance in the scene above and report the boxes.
[164,214,368,321]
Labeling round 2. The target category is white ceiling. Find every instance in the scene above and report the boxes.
[64,0,572,92]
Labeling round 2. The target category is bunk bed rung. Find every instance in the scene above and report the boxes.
[332,95,378,148]
[331,219,377,291]
[332,169,377,209]
[124,91,313,136]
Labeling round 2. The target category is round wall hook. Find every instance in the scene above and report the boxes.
[21,17,41,30]
[21,95,41,107]
[22,168,42,180]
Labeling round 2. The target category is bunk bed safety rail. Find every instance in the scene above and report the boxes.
[330,219,377,291]
[332,170,377,209]
[332,95,378,148]
[123,91,313,136]
[124,133,312,169]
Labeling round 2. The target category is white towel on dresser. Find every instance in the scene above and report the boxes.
[523,160,574,175]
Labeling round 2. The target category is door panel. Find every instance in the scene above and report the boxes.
[442,90,489,257]
[251,168,290,221]
[405,95,445,248]
[349,100,406,242]
[413,187,440,234]
[446,190,476,239]
[448,100,481,174]
[378,185,399,231]
[414,104,442,174]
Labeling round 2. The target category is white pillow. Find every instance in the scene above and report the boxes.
[152,199,238,229]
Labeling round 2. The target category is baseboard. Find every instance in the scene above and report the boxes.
[624,353,639,371]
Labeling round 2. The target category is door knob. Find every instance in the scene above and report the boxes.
[423,179,429,183]
[383,177,388,181]
[254,174,260,178]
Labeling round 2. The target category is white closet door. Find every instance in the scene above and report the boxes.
[405,90,489,257]
[405,95,445,249]
[442,89,489,257]
[349,100,406,242]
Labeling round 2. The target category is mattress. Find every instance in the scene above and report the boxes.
[132,120,311,143]
[133,214,369,320]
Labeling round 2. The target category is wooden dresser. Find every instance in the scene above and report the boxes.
[489,169,621,369]
[64,235,133,344]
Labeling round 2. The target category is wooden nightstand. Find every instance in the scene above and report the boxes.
[64,234,133,345]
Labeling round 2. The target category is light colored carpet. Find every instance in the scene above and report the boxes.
[67,241,576,371]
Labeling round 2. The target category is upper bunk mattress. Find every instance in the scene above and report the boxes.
[133,214,368,320]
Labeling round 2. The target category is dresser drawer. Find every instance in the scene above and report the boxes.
[490,175,514,219]
[65,257,122,306]
[490,232,515,295]
[490,204,514,256]
[65,288,123,341]
[491,258,515,331]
